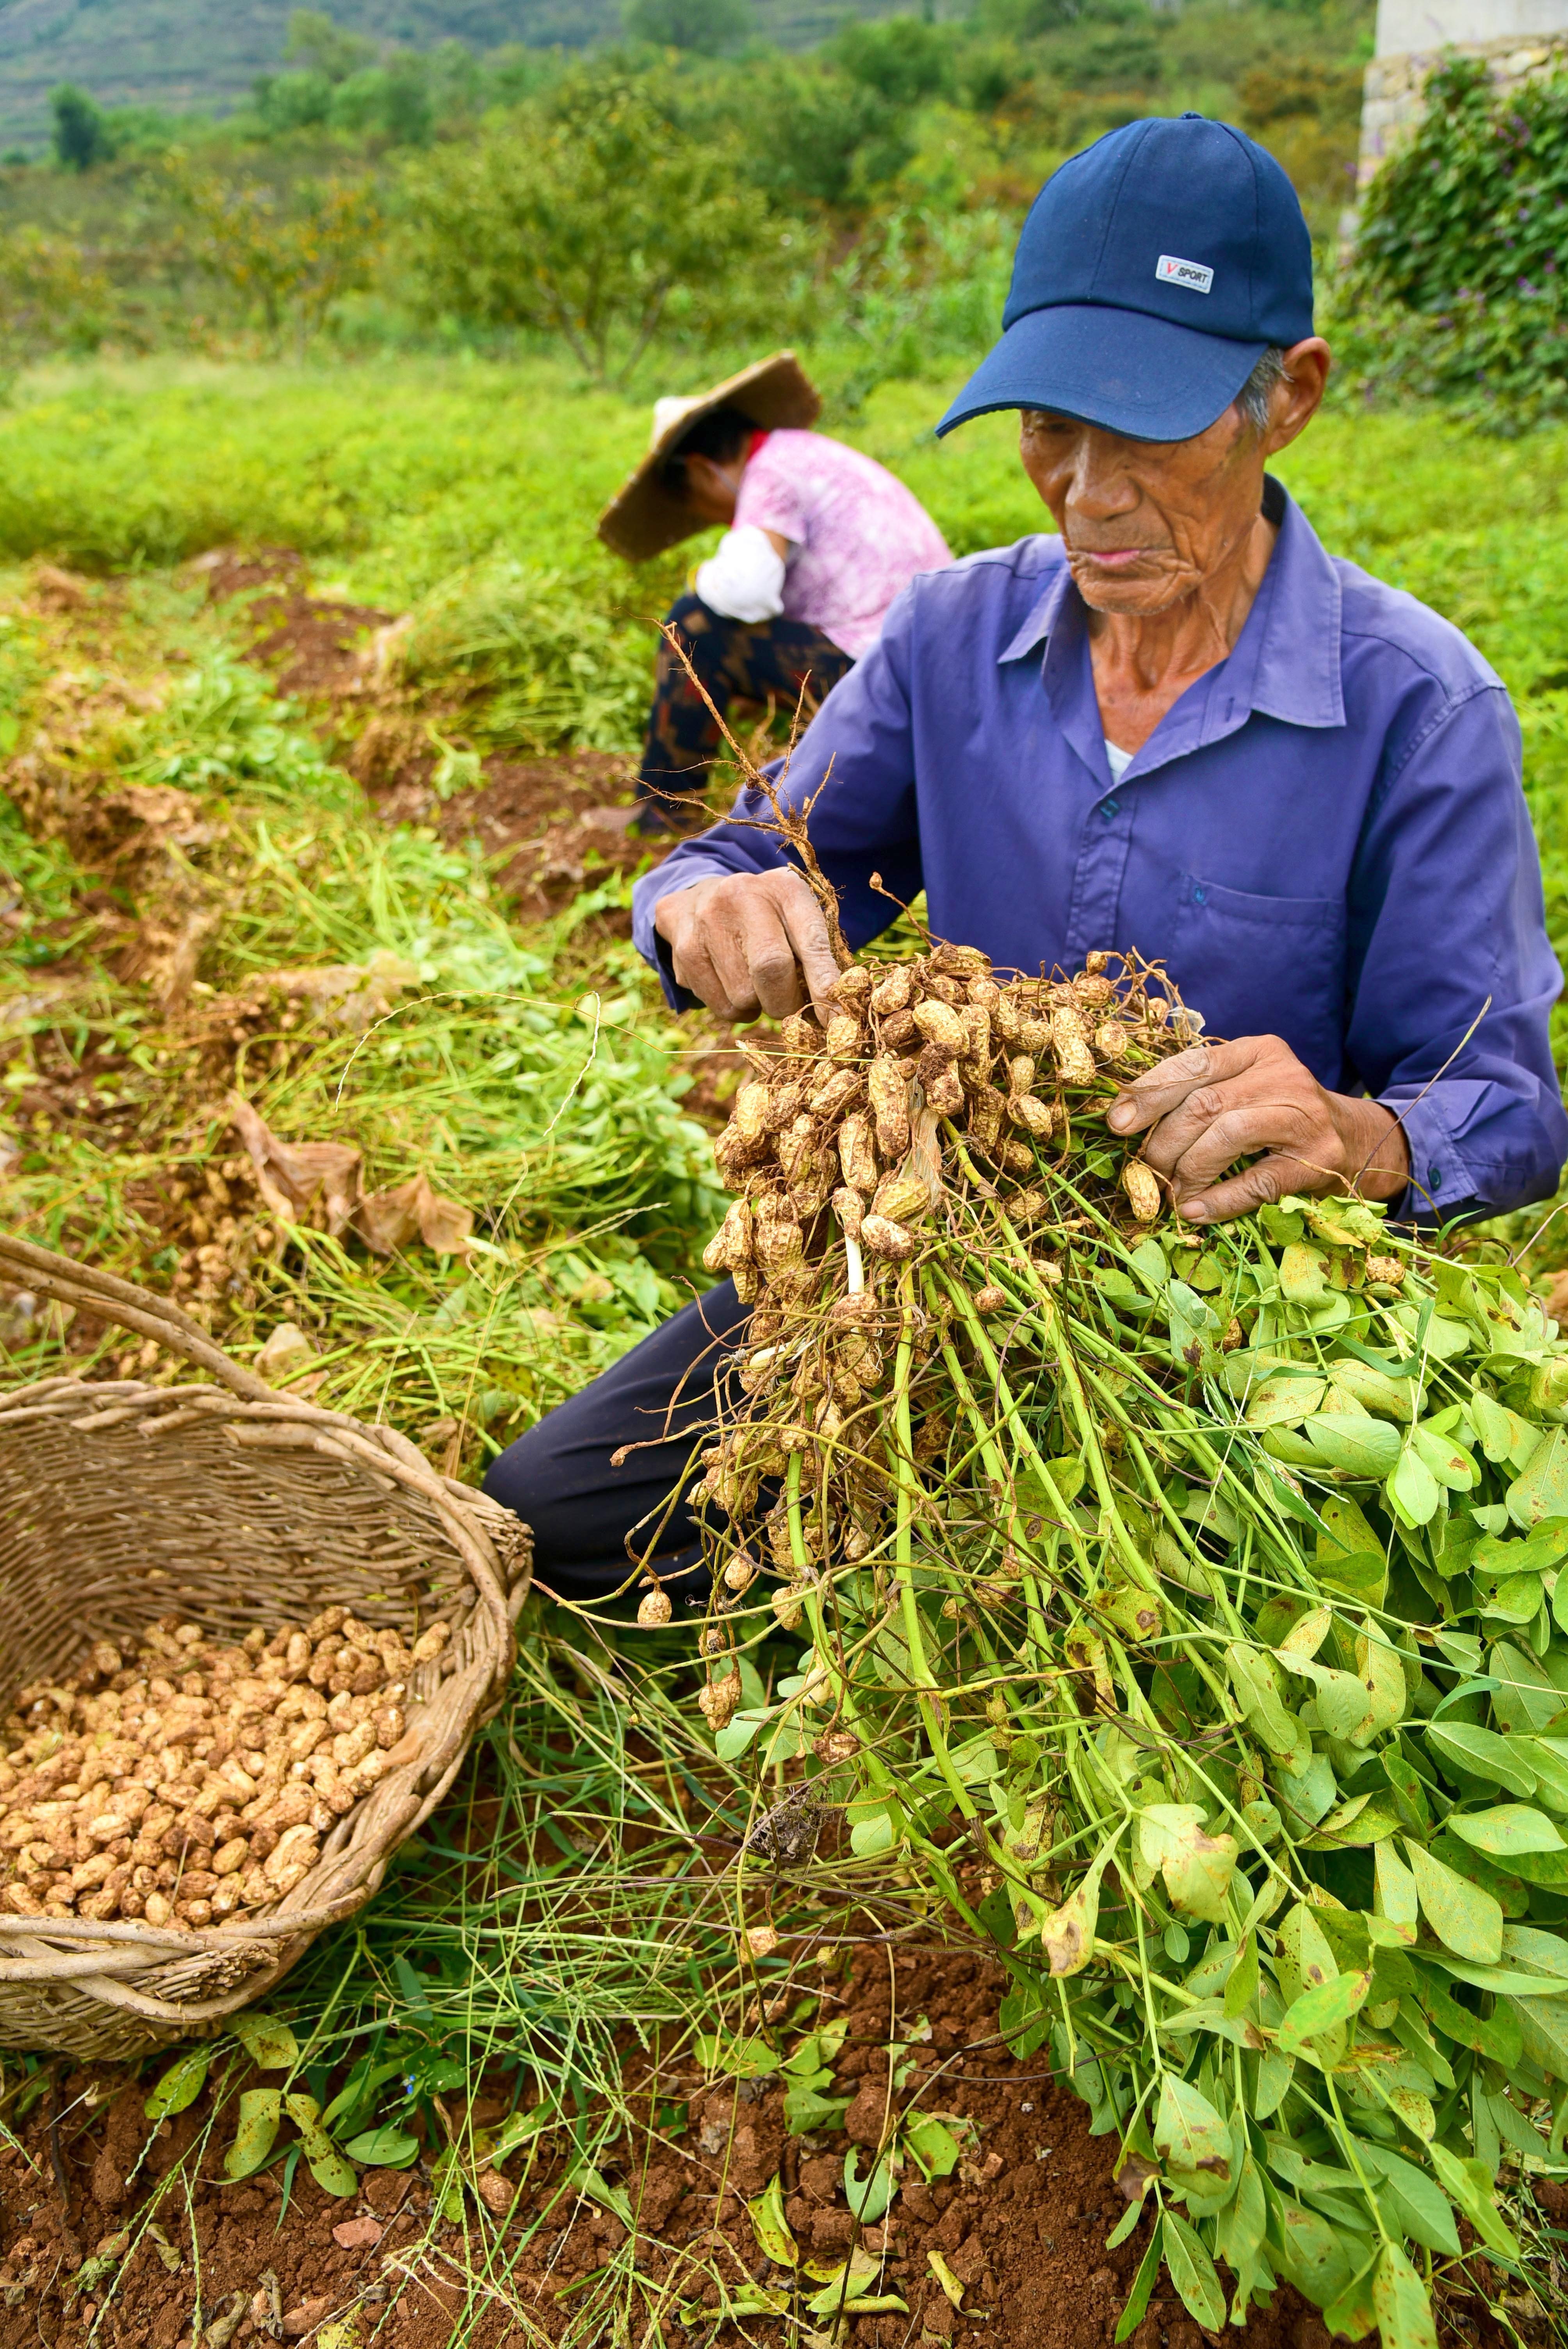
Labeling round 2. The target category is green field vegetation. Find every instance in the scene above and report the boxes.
[1,348,1566,1189]
[0,123,1567,2332]
[0,0,1372,378]
[0,0,938,147]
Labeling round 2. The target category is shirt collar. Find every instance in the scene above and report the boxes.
[996,477,1345,733]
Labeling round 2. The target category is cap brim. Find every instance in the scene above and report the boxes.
[935,305,1266,443]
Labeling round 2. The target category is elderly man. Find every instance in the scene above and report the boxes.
[488,112,1567,1604]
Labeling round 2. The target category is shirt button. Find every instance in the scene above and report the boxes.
[1102,798,1119,820]
[1192,885,1207,905]
[1429,1166,1442,1191]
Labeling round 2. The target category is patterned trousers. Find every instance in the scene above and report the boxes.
[637,592,854,816]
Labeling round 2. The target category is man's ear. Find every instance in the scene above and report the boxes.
[1262,338,1330,456]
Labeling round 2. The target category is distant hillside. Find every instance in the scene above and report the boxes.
[0,0,894,147]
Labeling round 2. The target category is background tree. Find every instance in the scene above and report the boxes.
[167,157,383,346]
[50,85,113,172]
[829,16,954,107]
[283,9,377,84]
[622,0,753,56]
[404,66,773,385]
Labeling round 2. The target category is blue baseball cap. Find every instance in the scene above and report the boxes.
[936,114,1313,444]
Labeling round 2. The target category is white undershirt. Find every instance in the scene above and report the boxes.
[695,524,789,624]
[1105,740,1134,783]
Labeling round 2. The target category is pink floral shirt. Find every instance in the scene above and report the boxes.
[734,430,951,660]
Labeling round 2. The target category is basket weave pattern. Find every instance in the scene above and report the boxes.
[0,1234,531,2060]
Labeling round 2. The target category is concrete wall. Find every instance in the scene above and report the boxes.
[1360,22,1568,187]
[1377,0,1568,52]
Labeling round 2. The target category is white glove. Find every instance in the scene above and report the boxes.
[694,525,788,625]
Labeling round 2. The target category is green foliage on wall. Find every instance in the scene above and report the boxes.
[1339,57,1568,427]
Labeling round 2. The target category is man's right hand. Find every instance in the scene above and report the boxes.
[653,870,841,1022]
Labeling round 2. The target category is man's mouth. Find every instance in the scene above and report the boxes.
[1070,545,1163,569]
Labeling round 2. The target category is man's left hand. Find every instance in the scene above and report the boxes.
[1106,1033,1409,1223]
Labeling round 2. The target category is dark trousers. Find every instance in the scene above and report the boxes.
[638,593,853,815]
[482,1281,750,1606]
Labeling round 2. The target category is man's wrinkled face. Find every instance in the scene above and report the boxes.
[1017,401,1267,618]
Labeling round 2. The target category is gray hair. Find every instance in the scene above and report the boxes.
[1236,346,1291,432]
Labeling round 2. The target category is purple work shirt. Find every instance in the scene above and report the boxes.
[634,478,1567,1225]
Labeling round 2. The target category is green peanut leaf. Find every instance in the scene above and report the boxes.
[1226,1644,1306,1758]
[283,2093,358,2199]
[1388,1444,1441,1526]
[1413,1964,1523,2068]
[747,2173,797,2267]
[1245,1373,1326,1428]
[1161,2210,1226,2331]
[1274,2199,1357,2310]
[1501,1921,1568,1979]
[695,2032,780,2078]
[1323,2253,1379,2344]
[144,2050,210,2121]
[1379,1750,1431,1831]
[1473,1524,1568,1577]
[903,2115,962,2178]
[224,2088,281,2181]
[1426,1720,1538,1797]
[1278,1968,1371,2057]
[1404,1837,1504,1962]
[1449,1804,1564,1857]
[1374,1838,1419,1941]
[843,2146,896,2226]
[1215,2144,1268,2290]
[1371,2242,1438,2349]
[1425,2142,1519,2261]
[1354,2140,1461,2257]
[231,2013,299,2072]
[1223,1932,1260,2019]
[1489,1640,1566,1732]
[1469,1389,1518,1463]
[1153,2074,1231,2185]
[1410,1421,1476,1491]
[1310,1665,1379,1743]
[1508,1428,1568,1527]
[1307,1413,1401,1476]
[341,2128,419,2168]
[1353,1620,1407,1738]
[1114,2226,1164,2345]
[1510,1993,1568,2086]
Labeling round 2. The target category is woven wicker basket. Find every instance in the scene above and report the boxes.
[0,1233,531,2061]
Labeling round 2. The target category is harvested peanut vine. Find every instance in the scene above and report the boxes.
[662,922,1568,2348]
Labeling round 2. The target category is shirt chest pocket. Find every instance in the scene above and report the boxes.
[1168,873,1348,1085]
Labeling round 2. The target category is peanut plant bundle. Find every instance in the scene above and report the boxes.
[0,1609,452,1931]
[673,937,1568,2349]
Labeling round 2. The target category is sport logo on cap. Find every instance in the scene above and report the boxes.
[1156,253,1214,295]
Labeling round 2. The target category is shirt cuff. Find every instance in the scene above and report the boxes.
[1380,1091,1477,1227]
[631,857,738,1009]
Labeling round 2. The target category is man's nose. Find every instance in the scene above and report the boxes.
[1064,430,1141,519]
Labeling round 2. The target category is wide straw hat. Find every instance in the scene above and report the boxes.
[597,350,820,563]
